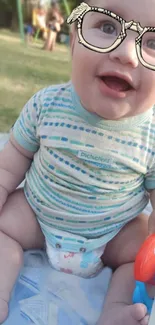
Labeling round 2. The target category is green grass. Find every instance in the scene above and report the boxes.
[0,29,71,132]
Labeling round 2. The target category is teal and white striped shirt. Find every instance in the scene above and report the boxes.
[13,81,155,252]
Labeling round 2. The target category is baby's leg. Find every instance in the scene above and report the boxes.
[98,214,149,325]
[103,213,148,268]
[97,263,149,325]
[0,188,44,323]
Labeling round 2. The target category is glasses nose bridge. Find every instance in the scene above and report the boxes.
[125,21,144,38]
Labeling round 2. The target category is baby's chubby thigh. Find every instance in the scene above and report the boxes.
[103,213,148,268]
[0,188,44,250]
[46,241,106,277]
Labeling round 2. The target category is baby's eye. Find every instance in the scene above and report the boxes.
[142,32,155,51]
[100,22,117,35]
[146,39,155,50]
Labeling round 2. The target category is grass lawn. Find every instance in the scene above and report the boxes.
[0,29,71,132]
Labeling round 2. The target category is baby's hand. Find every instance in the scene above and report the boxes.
[0,186,8,212]
[148,209,155,234]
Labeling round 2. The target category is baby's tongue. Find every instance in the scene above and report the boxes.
[103,76,130,92]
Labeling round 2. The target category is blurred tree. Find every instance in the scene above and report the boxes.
[0,0,18,29]
[1,0,16,11]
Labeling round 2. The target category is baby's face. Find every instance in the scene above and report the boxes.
[70,0,155,120]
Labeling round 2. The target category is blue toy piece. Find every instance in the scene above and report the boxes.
[133,280,154,314]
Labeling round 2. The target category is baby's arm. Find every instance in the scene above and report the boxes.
[0,132,34,210]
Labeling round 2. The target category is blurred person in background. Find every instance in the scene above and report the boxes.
[43,2,64,51]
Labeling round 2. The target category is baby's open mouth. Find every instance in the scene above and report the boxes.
[100,76,133,92]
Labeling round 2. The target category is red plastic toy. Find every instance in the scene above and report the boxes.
[134,234,155,284]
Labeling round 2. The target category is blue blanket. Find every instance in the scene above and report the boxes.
[3,250,112,325]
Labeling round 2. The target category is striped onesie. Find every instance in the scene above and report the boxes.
[13,81,155,277]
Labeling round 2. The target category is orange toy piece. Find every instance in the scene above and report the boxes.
[134,234,155,283]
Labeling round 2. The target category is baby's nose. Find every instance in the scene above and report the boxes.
[109,35,139,68]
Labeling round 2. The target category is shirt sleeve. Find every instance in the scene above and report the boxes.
[13,89,43,152]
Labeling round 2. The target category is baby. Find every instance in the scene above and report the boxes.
[0,0,155,324]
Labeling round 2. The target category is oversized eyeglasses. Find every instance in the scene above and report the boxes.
[67,2,155,71]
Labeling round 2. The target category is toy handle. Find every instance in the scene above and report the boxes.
[134,234,155,283]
